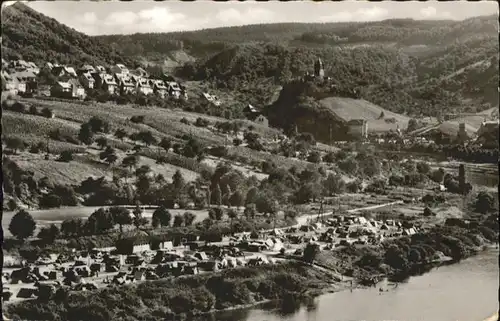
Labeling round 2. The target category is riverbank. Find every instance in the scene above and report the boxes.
[3,262,336,320]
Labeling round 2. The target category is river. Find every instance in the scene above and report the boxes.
[215,249,499,321]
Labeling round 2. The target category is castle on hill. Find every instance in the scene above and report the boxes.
[304,58,330,82]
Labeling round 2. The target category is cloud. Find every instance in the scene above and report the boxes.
[81,12,97,25]
[420,6,455,19]
[420,6,437,18]
[76,7,191,34]
[319,6,388,22]
[215,7,276,25]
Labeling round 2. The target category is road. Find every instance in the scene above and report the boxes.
[292,200,404,228]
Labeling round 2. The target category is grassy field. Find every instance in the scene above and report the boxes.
[319,97,411,133]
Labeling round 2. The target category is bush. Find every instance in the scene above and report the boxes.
[41,107,54,118]
[195,117,210,127]
[180,117,190,125]
[11,101,26,113]
[57,150,74,162]
[130,115,145,123]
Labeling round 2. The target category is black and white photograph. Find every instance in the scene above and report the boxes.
[1,0,499,320]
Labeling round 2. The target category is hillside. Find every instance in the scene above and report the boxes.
[1,2,137,67]
[318,97,410,133]
[96,15,498,118]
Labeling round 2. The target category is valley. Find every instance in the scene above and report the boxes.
[1,2,498,321]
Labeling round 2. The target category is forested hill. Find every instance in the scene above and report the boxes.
[1,2,137,67]
[96,15,498,117]
[95,15,497,60]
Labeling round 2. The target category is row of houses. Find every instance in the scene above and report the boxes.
[2,59,188,101]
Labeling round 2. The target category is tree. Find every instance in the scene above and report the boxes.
[132,205,145,229]
[96,137,108,149]
[37,224,60,244]
[322,152,335,163]
[284,209,298,221]
[114,128,127,141]
[212,184,222,206]
[474,191,495,214]
[416,162,431,174]
[41,107,54,118]
[39,194,62,209]
[86,208,115,235]
[9,210,36,240]
[245,187,259,205]
[99,146,118,165]
[183,212,196,226]
[130,115,145,123]
[58,150,74,162]
[303,242,320,264]
[307,151,322,163]
[108,206,132,233]
[173,214,184,227]
[183,137,204,159]
[323,174,346,195]
[78,123,94,145]
[138,131,157,146]
[88,116,110,133]
[5,137,26,154]
[244,203,257,219]
[233,138,242,146]
[152,206,172,227]
[407,118,418,132]
[430,168,445,183]
[29,105,38,115]
[61,218,84,237]
[159,138,172,152]
[229,190,245,207]
[255,194,278,215]
[172,170,185,192]
[122,154,139,171]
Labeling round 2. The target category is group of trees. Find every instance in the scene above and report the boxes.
[78,116,111,146]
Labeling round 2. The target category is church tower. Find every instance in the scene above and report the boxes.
[314,58,324,78]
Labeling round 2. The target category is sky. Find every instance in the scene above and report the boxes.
[3,0,499,36]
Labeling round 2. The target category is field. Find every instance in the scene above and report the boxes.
[2,206,210,238]
[318,97,411,132]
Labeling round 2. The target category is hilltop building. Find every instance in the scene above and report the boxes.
[314,58,325,79]
[347,119,368,140]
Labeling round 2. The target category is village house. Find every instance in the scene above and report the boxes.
[168,82,182,99]
[78,64,95,75]
[254,114,269,127]
[95,65,106,73]
[10,60,30,71]
[110,63,129,75]
[51,66,77,78]
[347,119,368,140]
[11,70,38,94]
[136,78,153,95]
[79,72,95,89]
[151,79,168,97]
[100,74,118,94]
[132,67,149,78]
[27,62,40,74]
[68,79,86,99]
[244,104,259,118]
[1,70,19,93]
[201,92,221,106]
[50,81,72,98]
[117,76,135,95]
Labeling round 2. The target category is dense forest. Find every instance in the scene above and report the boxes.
[1,3,137,67]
